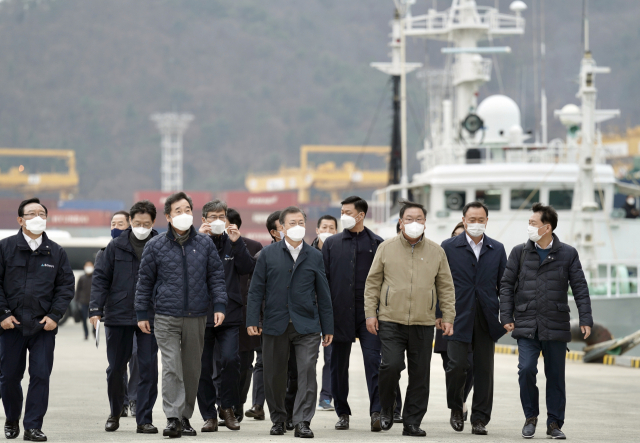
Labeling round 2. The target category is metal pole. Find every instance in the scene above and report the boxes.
[400,14,409,200]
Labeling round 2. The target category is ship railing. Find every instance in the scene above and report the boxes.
[406,6,524,36]
[580,261,640,298]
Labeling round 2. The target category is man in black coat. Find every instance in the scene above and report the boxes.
[322,196,401,432]
[0,198,75,442]
[500,203,593,440]
[196,200,255,432]
[439,202,507,436]
[90,200,160,434]
[247,206,334,438]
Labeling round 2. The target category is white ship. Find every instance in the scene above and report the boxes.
[367,0,640,343]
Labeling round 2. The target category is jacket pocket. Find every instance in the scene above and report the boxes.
[38,298,52,314]
[385,286,390,306]
[556,302,571,312]
[106,291,128,307]
[430,289,435,311]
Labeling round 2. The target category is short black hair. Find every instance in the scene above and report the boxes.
[227,208,242,228]
[317,214,338,229]
[532,202,558,231]
[279,206,306,226]
[164,192,193,216]
[396,220,401,233]
[18,198,48,217]
[462,201,489,217]
[130,200,157,222]
[398,199,427,219]
[451,221,465,237]
[341,195,368,215]
[112,210,130,222]
[202,199,227,218]
[266,210,281,240]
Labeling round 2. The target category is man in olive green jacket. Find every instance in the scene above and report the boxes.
[364,201,456,437]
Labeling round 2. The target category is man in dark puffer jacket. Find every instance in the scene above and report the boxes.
[135,192,228,438]
[500,203,592,440]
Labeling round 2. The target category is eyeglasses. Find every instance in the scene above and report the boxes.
[205,215,226,222]
[403,217,425,224]
[23,212,47,220]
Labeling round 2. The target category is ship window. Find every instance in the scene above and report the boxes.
[549,190,604,210]
[475,190,501,211]
[445,190,466,211]
[510,189,540,210]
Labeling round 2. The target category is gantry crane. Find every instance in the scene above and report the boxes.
[245,145,390,203]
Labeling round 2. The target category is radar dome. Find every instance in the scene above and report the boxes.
[476,95,521,144]
[559,104,581,127]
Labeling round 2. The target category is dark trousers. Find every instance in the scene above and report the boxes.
[251,345,265,407]
[446,305,494,424]
[197,326,240,419]
[238,350,254,406]
[105,325,158,425]
[263,323,320,426]
[318,344,332,402]
[331,313,402,417]
[79,303,89,339]
[0,329,55,429]
[123,337,139,405]
[517,333,567,428]
[378,321,434,426]
[285,343,298,419]
[441,352,473,403]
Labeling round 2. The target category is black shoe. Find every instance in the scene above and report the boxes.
[201,419,218,432]
[370,412,381,432]
[105,415,120,432]
[245,404,265,420]
[547,422,566,439]
[294,422,314,438]
[121,404,129,418]
[136,423,158,434]
[233,404,244,423]
[181,417,197,436]
[393,412,403,423]
[522,417,537,439]
[450,410,464,432]
[163,418,182,438]
[286,419,295,431]
[270,422,286,435]
[4,420,19,439]
[335,414,349,430]
[471,420,488,435]
[130,400,137,418]
[402,424,426,437]
[380,407,394,431]
[23,429,47,442]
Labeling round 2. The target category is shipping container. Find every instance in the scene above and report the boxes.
[47,210,113,227]
[57,200,125,211]
[222,191,298,210]
[134,191,213,212]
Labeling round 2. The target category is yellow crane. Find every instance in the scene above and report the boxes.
[245,145,390,203]
[0,148,79,199]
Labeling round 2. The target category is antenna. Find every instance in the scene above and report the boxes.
[583,0,590,53]
[150,113,194,192]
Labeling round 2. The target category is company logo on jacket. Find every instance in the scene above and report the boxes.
[41,264,55,268]
[224,255,234,261]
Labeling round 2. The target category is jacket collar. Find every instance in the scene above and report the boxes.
[165,223,198,242]
[114,227,159,252]
[524,233,563,252]
[342,226,383,243]
[17,228,51,252]
[280,238,310,266]
[454,231,495,258]
[398,231,424,248]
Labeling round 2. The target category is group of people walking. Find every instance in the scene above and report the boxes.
[0,193,593,441]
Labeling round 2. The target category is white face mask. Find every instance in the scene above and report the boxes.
[627,197,635,206]
[403,222,425,239]
[210,219,226,235]
[132,227,152,240]
[527,224,547,242]
[286,225,306,242]
[466,223,486,238]
[84,266,94,274]
[318,232,333,243]
[172,213,193,231]
[341,214,357,230]
[25,216,47,235]
[278,230,285,240]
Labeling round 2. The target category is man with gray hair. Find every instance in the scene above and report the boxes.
[247,206,334,438]
[196,200,255,432]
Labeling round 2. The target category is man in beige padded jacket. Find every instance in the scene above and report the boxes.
[364,200,456,437]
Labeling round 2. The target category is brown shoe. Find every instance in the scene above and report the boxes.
[201,419,218,432]
[219,407,240,430]
[245,404,266,420]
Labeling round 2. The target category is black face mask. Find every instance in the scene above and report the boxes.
[111,228,125,239]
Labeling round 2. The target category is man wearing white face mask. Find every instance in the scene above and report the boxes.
[0,198,75,441]
[135,192,228,438]
[364,200,456,437]
[196,199,255,432]
[439,201,507,436]
[90,200,161,434]
[247,206,334,438]
[500,203,592,440]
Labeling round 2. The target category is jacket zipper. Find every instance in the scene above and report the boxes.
[430,289,434,310]
[408,246,414,323]
[385,287,389,306]
[182,245,189,313]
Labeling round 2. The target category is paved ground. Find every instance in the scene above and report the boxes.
[9,322,640,442]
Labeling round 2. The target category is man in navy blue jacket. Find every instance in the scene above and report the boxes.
[439,201,507,436]
[196,200,255,432]
[0,198,75,442]
[247,206,334,439]
[90,200,160,434]
[135,192,228,438]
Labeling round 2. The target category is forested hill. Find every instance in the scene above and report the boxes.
[0,0,637,200]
